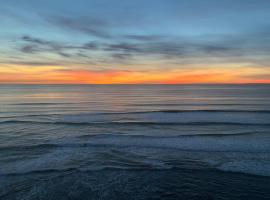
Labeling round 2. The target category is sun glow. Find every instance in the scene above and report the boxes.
[1,64,269,84]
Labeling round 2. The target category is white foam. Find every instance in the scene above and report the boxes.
[1,134,270,177]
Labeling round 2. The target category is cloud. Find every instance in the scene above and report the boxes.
[17,23,270,67]
[102,27,270,63]
[20,35,99,58]
[47,16,112,39]
[123,35,165,41]
[20,45,38,54]
[22,35,51,45]
[105,43,141,52]
[103,40,231,59]
[0,61,62,66]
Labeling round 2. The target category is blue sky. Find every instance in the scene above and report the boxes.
[1,0,270,83]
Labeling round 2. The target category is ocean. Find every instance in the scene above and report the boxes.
[0,84,270,199]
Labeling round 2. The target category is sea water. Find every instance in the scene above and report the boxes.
[0,84,270,199]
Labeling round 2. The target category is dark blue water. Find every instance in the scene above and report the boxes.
[0,84,270,199]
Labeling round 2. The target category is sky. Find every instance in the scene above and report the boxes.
[0,0,270,84]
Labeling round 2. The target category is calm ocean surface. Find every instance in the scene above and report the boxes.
[0,84,270,199]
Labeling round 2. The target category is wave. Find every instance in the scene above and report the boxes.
[2,161,270,177]
[1,109,270,116]
[1,120,270,126]
[64,134,270,152]
[1,109,270,126]
[1,133,269,153]
[1,132,270,177]
[59,110,270,125]
[1,135,270,177]
[0,110,270,126]
[7,102,77,106]
[2,109,270,116]
[217,161,270,177]
[1,167,77,177]
[119,109,270,113]
[130,103,270,106]
[0,143,59,151]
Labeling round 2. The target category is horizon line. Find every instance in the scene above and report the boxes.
[1,83,270,85]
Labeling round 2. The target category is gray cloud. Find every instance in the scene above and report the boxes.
[47,16,112,39]
[0,61,62,66]
[20,35,99,58]
[22,35,51,45]
[102,40,233,59]
[103,27,270,62]
[21,45,38,54]
[17,24,270,66]
[123,35,165,41]
[33,14,270,64]
[105,43,141,53]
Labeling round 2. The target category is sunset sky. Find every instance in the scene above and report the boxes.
[1,0,270,84]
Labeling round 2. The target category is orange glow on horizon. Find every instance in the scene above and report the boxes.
[0,64,269,84]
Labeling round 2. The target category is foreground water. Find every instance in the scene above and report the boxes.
[0,84,270,199]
